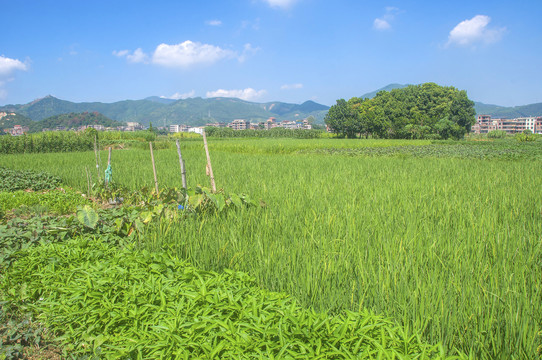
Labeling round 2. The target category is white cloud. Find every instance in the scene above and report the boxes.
[152,41,236,68]
[447,15,505,47]
[205,20,222,26]
[0,55,28,99]
[238,43,260,63]
[263,0,298,9]
[373,18,391,30]
[113,50,129,57]
[206,88,267,101]
[113,48,149,63]
[373,6,400,31]
[281,83,303,90]
[115,41,255,68]
[161,90,196,100]
[0,55,27,77]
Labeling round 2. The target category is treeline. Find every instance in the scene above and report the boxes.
[0,129,160,154]
[205,127,326,139]
[325,83,476,139]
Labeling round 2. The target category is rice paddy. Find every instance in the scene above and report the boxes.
[1,137,541,359]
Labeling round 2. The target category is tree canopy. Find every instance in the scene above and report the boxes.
[325,83,476,139]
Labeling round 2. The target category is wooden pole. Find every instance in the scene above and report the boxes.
[149,142,159,195]
[108,147,112,166]
[175,139,187,189]
[202,130,216,193]
[94,135,99,179]
[84,166,91,197]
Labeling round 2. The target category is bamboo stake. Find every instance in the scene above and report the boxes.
[108,147,112,166]
[176,139,187,189]
[149,142,159,195]
[202,130,216,193]
[94,135,99,180]
[84,166,91,198]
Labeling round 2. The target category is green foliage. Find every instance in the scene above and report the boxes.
[0,131,96,154]
[0,189,89,215]
[0,113,34,130]
[76,205,99,229]
[487,129,507,139]
[205,126,325,139]
[324,99,361,138]
[28,111,124,133]
[515,129,537,142]
[0,305,60,360]
[0,167,62,191]
[326,83,476,140]
[1,139,541,359]
[2,238,447,359]
[0,95,329,126]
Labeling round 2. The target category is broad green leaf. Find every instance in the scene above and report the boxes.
[77,205,99,229]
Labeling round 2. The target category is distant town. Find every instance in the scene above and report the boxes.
[1,113,313,136]
[3,110,542,137]
[472,115,542,134]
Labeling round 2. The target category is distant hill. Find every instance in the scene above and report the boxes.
[359,84,409,99]
[29,112,124,132]
[0,112,34,131]
[474,101,542,118]
[0,96,330,127]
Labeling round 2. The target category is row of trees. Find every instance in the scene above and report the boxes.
[325,83,476,139]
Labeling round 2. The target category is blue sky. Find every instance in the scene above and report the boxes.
[1,0,541,107]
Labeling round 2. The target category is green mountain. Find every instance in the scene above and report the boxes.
[0,96,330,127]
[0,112,34,133]
[30,112,124,132]
[474,101,542,118]
[359,84,410,99]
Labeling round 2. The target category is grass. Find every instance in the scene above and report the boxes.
[1,137,541,359]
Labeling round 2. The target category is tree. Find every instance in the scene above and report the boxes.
[329,83,476,140]
[324,99,360,138]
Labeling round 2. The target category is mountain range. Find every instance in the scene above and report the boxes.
[1,84,541,128]
[0,96,329,127]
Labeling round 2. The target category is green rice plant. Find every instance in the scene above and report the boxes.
[1,138,541,359]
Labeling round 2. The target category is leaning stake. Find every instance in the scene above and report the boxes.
[202,130,216,193]
[176,139,187,189]
[149,142,159,195]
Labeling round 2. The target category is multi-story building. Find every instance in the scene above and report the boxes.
[228,119,250,130]
[169,124,191,133]
[473,115,542,134]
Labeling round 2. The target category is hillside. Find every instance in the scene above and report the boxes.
[0,113,34,133]
[359,84,410,99]
[474,101,542,118]
[28,112,124,132]
[0,96,330,127]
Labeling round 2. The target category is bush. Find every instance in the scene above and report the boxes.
[487,130,507,139]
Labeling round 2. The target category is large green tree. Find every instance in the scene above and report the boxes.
[327,83,476,140]
[324,99,360,138]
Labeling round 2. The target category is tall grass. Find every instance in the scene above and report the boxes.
[1,138,541,359]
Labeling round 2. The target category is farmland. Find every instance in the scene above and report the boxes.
[1,137,541,359]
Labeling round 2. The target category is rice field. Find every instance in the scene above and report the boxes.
[1,137,541,359]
